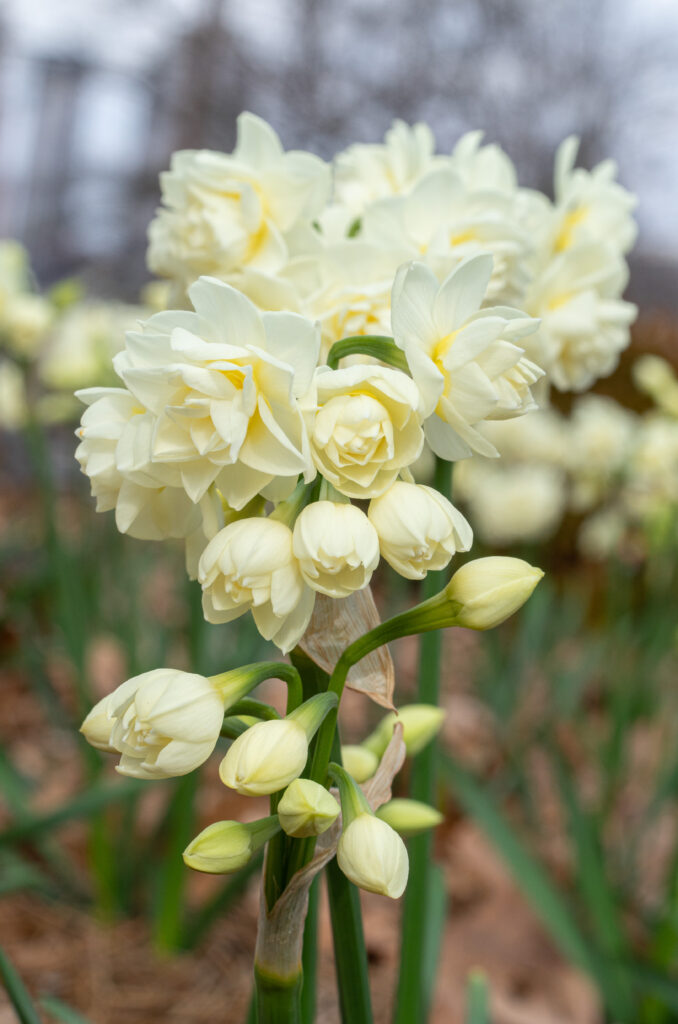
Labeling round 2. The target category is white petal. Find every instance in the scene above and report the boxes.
[433,254,493,334]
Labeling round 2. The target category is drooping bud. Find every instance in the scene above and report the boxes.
[277,779,340,837]
[368,481,472,579]
[219,692,337,796]
[363,704,445,760]
[329,762,409,899]
[341,745,379,783]
[292,500,380,598]
[376,798,443,837]
[183,816,280,874]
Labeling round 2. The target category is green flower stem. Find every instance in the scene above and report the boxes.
[254,965,302,1024]
[327,762,371,823]
[308,599,460,793]
[326,335,409,372]
[260,664,311,914]
[226,698,281,721]
[265,693,338,909]
[211,662,303,714]
[395,456,452,1024]
[324,738,374,1024]
[326,856,374,1024]
[300,878,319,1024]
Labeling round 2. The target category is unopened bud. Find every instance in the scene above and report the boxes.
[341,745,379,783]
[338,813,409,898]
[446,557,543,630]
[329,761,409,899]
[376,798,443,837]
[277,779,340,837]
[219,693,336,796]
[183,815,279,874]
[364,704,445,759]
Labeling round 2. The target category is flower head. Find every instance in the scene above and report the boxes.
[80,669,225,779]
[333,120,437,214]
[292,500,379,598]
[198,516,314,653]
[114,276,319,509]
[148,112,330,296]
[307,364,423,498]
[368,481,472,579]
[552,136,637,256]
[75,387,200,541]
[376,798,443,837]
[363,168,531,307]
[341,745,379,783]
[391,257,542,460]
[219,693,335,796]
[364,704,446,759]
[525,242,636,393]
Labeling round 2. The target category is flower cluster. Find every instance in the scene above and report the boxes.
[80,663,444,898]
[0,240,155,429]
[73,113,636,651]
[81,558,542,899]
[453,362,678,559]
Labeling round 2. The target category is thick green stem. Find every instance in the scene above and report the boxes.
[254,966,302,1024]
[300,878,319,1024]
[395,457,451,1024]
[326,857,374,1024]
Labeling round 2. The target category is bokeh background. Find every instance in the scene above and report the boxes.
[1,2,678,1023]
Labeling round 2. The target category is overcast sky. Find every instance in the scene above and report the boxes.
[2,0,677,263]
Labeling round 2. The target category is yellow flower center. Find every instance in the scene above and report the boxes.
[554,205,588,252]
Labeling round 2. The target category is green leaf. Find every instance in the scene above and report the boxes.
[422,864,448,1007]
[40,996,92,1023]
[550,749,635,1019]
[0,780,147,846]
[0,946,43,1024]
[151,772,199,953]
[440,754,594,973]
[465,970,490,1024]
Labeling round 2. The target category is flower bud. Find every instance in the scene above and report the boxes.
[220,693,336,796]
[277,779,340,837]
[446,556,544,630]
[341,745,379,783]
[220,718,307,796]
[330,761,409,899]
[80,669,226,779]
[183,816,280,874]
[292,500,379,598]
[368,482,472,579]
[338,814,409,898]
[376,799,444,837]
[363,704,445,760]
